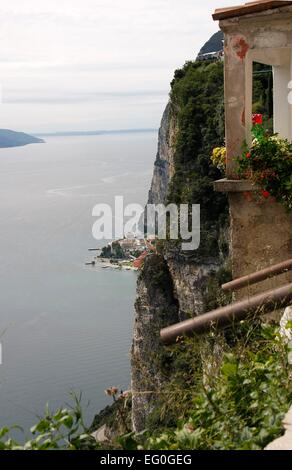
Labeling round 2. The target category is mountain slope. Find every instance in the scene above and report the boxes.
[197,30,224,59]
[0,129,44,148]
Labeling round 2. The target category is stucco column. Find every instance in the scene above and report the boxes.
[223,30,248,178]
[290,50,292,138]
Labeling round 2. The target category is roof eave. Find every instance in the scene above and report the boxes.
[213,1,292,21]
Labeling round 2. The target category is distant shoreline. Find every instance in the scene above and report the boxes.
[34,129,158,138]
[0,129,45,149]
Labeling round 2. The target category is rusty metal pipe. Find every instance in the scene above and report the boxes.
[222,259,292,292]
[160,283,292,344]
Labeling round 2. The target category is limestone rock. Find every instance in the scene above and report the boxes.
[147,102,178,205]
[131,254,179,432]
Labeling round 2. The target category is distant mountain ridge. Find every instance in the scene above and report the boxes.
[0,129,44,148]
[197,31,224,60]
[35,129,158,137]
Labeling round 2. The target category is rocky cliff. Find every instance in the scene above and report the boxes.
[131,254,179,432]
[131,59,231,432]
[147,102,177,205]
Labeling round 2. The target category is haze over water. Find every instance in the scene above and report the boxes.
[0,131,156,431]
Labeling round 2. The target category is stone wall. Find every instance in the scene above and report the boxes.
[229,192,292,299]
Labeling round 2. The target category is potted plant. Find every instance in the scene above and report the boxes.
[236,123,292,210]
[211,115,292,211]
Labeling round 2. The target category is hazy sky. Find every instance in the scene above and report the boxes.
[0,0,236,133]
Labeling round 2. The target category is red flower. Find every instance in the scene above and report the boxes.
[246,152,251,159]
[252,114,263,125]
[261,190,270,199]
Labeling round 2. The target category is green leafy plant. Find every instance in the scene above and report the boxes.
[124,321,292,451]
[236,125,292,210]
[0,393,100,450]
[167,60,229,260]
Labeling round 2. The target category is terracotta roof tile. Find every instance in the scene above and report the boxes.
[213,1,292,21]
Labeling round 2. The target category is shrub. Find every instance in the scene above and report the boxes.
[130,320,292,450]
[0,393,100,450]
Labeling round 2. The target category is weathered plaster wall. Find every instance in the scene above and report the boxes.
[229,192,292,298]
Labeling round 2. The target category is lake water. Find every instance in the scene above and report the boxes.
[0,132,156,434]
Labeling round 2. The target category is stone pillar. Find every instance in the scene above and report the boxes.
[290,49,292,137]
[274,61,291,139]
[224,32,248,178]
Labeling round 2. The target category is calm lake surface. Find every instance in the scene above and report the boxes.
[0,132,156,433]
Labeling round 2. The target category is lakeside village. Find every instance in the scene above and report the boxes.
[86,236,156,271]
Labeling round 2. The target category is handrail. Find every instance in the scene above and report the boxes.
[222,259,292,292]
[160,283,292,344]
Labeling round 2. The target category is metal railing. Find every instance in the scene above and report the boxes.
[222,259,292,292]
[160,259,292,345]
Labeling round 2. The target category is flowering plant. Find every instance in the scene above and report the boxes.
[236,125,292,210]
[252,114,263,126]
[211,146,226,171]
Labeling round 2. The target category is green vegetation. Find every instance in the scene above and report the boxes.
[90,392,132,440]
[202,262,233,312]
[123,320,292,450]
[167,60,228,260]
[100,241,124,259]
[166,60,276,260]
[0,393,100,450]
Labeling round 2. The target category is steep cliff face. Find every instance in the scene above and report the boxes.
[147,102,178,205]
[131,254,179,432]
[131,60,230,432]
[163,249,220,317]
